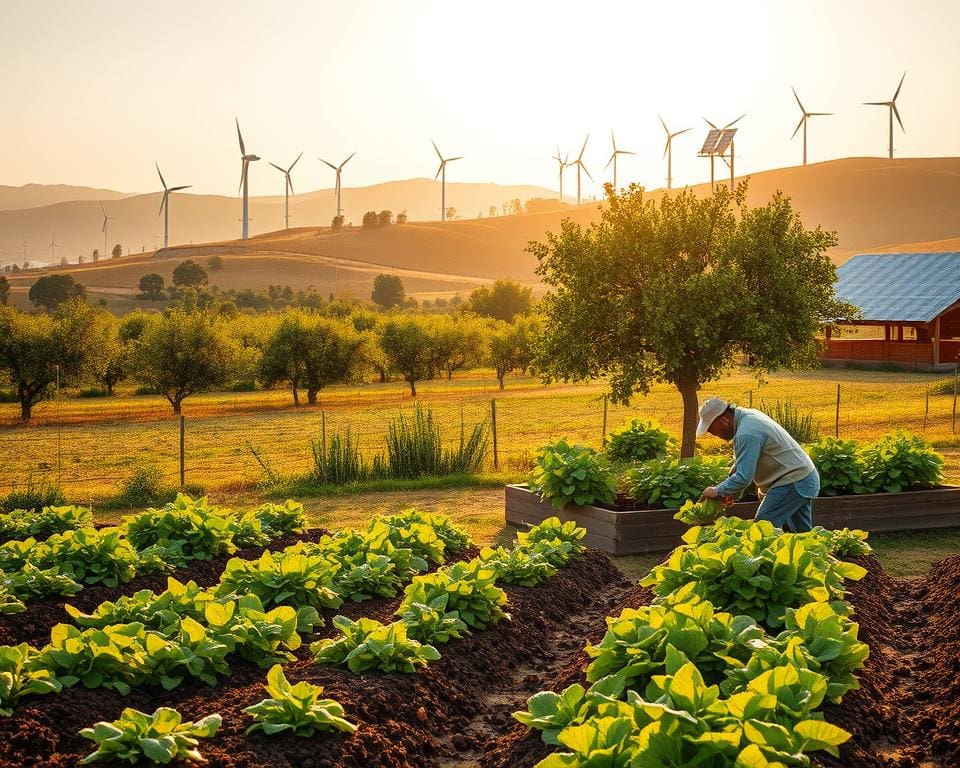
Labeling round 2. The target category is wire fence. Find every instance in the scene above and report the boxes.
[1,371,959,502]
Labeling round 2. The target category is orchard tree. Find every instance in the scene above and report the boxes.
[172,259,208,288]
[28,274,86,311]
[0,275,9,305]
[396,211,408,224]
[466,279,534,322]
[259,312,310,405]
[362,211,378,228]
[487,316,540,390]
[431,315,486,380]
[379,315,435,396]
[131,309,239,415]
[531,182,851,457]
[138,273,165,300]
[0,301,112,420]
[301,317,369,404]
[371,273,405,309]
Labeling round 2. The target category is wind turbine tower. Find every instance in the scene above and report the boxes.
[236,118,260,239]
[573,135,592,205]
[432,140,463,222]
[319,152,356,219]
[700,115,744,190]
[156,163,191,249]
[864,71,906,159]
[551,145,570,204]
[659,115,691,190]
[49,236,59,266]
[269,152,303,229]
[791,87,832,166]
[603,131,635,190]
[99,201,115,262]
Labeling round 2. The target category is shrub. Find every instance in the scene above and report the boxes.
[78,387,108,398]
[930,377,957,396]
[623,456,728,509]
[111,466,176,509]
[80,707,221,765]
[604,419,672,463]
[859,431,944,493]
[385,404,488,479]
[244,664,357,737]
[1,478,65,514]
[808,437,870,496]
[311,616,440,673]
[528,439,616,510]
[758,399,821,444]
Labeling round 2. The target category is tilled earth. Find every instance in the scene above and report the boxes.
[2,546,957,768]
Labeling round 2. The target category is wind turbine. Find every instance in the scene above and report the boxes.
[269,152,303,229]
[319,152,356,219]
[791,88,832,166]
[551,145,571,204]
[573,135,592,205]
[432,140,463,222]
[864,71,906,159]
[659,115,691,190]
[602,131,635,190]
[48,236,59,266]
[156,163,191,249]
[99,201,115,263]
[236,118,259,239]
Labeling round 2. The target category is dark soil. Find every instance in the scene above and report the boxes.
[0,528,329,648]
[0,549,631,768]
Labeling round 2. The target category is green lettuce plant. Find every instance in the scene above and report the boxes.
[808,437,870,496]
[80,707,221,765]
[215,550,342,612]
[859,430,944,493]
[623,456,729,509]
[529,439,616,510]
[604,419,672,463]
[253,500,306,538]
[515,517,586,566]
[244,664,357,737]
[123,494,237,562]
[479,545,557,586]
[30,528,140,588]
[5,562,81,600]
[375,508,473,553]
[0,642,61,715]
[311,616,440,673]
[673,497,726,525]
[397,558,509,632]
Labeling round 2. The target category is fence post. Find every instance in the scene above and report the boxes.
[601,395,608,447]
[179,416,185,489]
[748,389,753,409]
[924,388,929,433]
[56,364,62,487]
[491,398,499,470]
[953,355,959,434]
[321,411,327,476]
[834,383,841,438]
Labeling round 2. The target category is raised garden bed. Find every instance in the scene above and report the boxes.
[504,484,960,555]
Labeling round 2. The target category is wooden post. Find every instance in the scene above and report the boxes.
[179,416,185,489]
[835,383,841,438]
[933,317,941,367]
[953,355,959,434]
[321,411,327,473]
[601,395,608,447]
[924,388,929,433]
[491,398,499,470]
[56,364,62,487]
[748,389,753,408]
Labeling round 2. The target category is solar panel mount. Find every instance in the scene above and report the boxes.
[698,129,722,155]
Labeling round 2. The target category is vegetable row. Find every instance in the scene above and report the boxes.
[513,517,873,767]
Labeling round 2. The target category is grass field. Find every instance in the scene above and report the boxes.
[2,366,957,503]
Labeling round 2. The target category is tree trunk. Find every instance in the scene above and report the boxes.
[378,368,387,383]
[676,372,700,458]
[497,374,505,391]
[447,368,454,381]
[106,382,114,396]
[172,398,182,416]
[408,377,417,397]
[19,398,32,422]
[307,388,319,405]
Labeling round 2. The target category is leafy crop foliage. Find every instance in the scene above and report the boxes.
[5,562,81,601]
[604,419,672,463]
[624,456,729,509]
[674,497,726,525]
[0,643,61,715]
[808,437,869,496]
[376,508,473,553]
[0,528,141,588]
[80,707,221,765]
[123,495,237,564]
[253,500,306,538]
[0,505,92,543]
[479,545,557,586]
[529,439,616,510]
[859,430,944,493]
[311,615,440,673]
[515,517,586,567]
[215,550,343,612]
[244,664,357,737]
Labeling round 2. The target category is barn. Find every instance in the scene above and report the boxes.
[821,252,960,371]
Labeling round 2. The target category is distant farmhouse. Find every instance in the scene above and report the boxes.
[822,252,960,371]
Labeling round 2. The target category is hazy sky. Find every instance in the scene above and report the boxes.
[2,0,958,198]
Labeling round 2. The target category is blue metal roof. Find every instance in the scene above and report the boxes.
[834,252,960,323]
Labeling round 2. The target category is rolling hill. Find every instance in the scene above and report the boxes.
[4,157,960,312]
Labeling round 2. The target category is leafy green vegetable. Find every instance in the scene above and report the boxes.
[375,508,473,553]
[80,706,221,764]
[604,419,672,463]
[244,664,357,737]
[215,550,343,612]
[808,437,870,496]
[311,615,440,673]
[479,545,557,586]
[623,456,729,509]
[515,517,586,566]
[0,642,61,715]
[0,505,93,544]
[225,512,270,549]
[4,562,81,600]
[253,500,306,538]
[66,577,213,631]
[395,600,469,644]
[529,439,616,510]
[673,497,727,525]
[859,430,944,493]
[123,494,237,562]
[30,528,140,588]
[397,559,509,633]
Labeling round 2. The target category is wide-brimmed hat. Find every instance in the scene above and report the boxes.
[696,396,729,437]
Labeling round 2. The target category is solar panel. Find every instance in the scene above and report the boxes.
[698,129,722,155]
[834,253,960,322]
[713,128,738,155]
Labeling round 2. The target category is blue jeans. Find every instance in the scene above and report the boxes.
[756,482,814,532]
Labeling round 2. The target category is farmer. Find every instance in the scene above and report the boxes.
[697,396,819,532]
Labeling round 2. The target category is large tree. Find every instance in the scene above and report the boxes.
[531,182,849,457]
[131,309,239,415]
[379,315,435,396]
[138,273,165,300]
[0,301,112,420]
[172,260,208,288]
[487,316,540,390]
[28,274,86,311]
[466,279,533,322]
[301,317,369,404]
[0,275,9,305]
[259,312,310,405]
[371,274,405,309]
[431,315,486,380]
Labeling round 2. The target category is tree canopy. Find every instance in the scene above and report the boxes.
[138,273,165,300]
[28,274,87,310]
[172,260,208,288]
[531,182,849,457]
[467,279,534,322]
[371,274,405,309]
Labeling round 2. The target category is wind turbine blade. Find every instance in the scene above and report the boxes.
[893,104,904,131]
[791,116,805,139]
[158,190,168,216]
[579,134,589,159]
[663,139,670,159]
[99,200,107,218]
[673,127,692,138]
[320,158,338,171]
[288,176,295,196]
[431,139,443,160]
[792,86,805,113]
[863,101,886,106]
[610,129,616,151]
[155,162,167,190]
[101,219,107,233]
[658,114,669,135]
[620,149,636,156]
[809,112,833,116]
[447,156,464,162]
[289,151,304,172]
[169,185,191,192]
[236,117,246,155]
[269,162,286,173]
[239,160,248,193]
[893,70,906,100]
[581,162,593,182]
[341,151,356,168]
[602,154,614,172]
[726,114,746,128]
[435,162,444,181]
